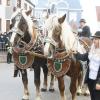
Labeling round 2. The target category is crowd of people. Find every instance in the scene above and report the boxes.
[0,32,12,63]
[75,18,100,100]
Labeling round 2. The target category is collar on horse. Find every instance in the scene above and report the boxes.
[48,50,72,77]
[47,35,74,75]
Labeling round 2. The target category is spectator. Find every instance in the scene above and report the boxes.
[78,19,91,38]
[6,38,12,64]
[75,31,100,100]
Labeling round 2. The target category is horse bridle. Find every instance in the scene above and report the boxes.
[44,36,58,47]
[11,27,24,37]
[11,12,25,37]
[10,11,37,52]
[78,37,91,52]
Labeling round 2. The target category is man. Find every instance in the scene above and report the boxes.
[78,19,91,38]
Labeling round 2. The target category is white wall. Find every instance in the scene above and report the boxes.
[80,0,99,34]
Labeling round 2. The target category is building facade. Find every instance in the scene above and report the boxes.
[0,0,35,33]
[35,0,82,23]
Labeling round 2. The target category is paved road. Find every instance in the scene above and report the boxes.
[0,63,90,100]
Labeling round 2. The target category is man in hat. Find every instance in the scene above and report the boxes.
[78,19,91,38]
[74,31,100,100]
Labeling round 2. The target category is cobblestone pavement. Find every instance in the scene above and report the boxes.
[0,63,90,100]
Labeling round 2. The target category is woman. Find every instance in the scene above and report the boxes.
[75,31,100,100]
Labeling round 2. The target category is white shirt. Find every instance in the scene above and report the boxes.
[88,44,100,80]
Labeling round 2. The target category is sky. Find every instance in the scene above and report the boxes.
[80,0,99,34]
[94,0,100,6]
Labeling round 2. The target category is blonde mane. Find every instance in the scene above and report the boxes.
[44,14,86,54]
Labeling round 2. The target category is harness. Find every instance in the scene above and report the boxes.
[44,35,72,77]
[13,35,44,69]
[47,49,72,77]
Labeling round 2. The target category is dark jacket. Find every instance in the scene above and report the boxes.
[75,52,100,83]
[78,26,91,38]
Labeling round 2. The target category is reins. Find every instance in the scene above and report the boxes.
[79,38,90,49]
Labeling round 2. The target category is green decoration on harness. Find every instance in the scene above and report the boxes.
[19,53,27,65]
[54,61,62,72]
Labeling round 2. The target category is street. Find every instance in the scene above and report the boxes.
[0,63,90,100]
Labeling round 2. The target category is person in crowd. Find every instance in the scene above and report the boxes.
[75,31,100,100]
[78,19,91,38]
[6,37,12,64]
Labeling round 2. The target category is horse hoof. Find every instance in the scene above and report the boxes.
[41,88,47,92]
[22,95,29,100]
[77,92,82,96]
[84,93,90,96]
[36,97,41,100]
[49,88,55,92]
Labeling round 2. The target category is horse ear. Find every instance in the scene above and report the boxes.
[26,9,32,16]
[58,14,66,24]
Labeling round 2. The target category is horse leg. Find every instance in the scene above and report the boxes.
[34,66,41,100]
[70,77,78,100]
[49,74,55,92]
[77,71,83,95]
[58,76,66,100]
[20,69,29,100]
[82,84,90,96]
[41,64,48,92]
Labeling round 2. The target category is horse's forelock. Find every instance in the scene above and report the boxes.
[45,15,59,30]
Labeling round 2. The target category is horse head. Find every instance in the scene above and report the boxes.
[10,9,37,51]
[44,14,66,57]
[44,13,92,58]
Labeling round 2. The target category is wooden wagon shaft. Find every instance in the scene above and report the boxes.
[28,51,47,59]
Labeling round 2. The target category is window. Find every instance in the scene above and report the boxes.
[24,3,27,10]
[6,20,10,32]
[17,0,21,8]
[13,7,16,12]
[7,0,10,6]
[0,19,1,31]
[0,0,1,4]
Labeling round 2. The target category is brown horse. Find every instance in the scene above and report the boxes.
[10,9,48,100]
[43,14,92,100]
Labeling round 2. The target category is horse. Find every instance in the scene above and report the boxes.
[43,14,92,100]
[10,9,48,100]
[69,21,92,96]
[76,37,92,96]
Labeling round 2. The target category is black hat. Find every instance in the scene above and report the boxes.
[80,19,86,23]
[91,31,100,38]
